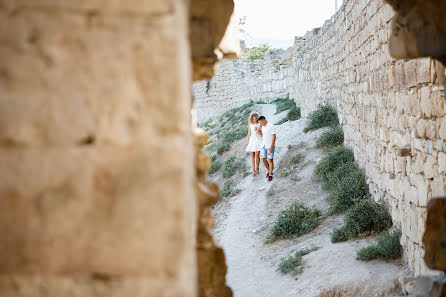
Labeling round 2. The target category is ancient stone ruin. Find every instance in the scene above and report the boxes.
[0,0,444,296]
[194,0,446,278]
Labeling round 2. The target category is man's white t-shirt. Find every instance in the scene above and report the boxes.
[262,122,276,148]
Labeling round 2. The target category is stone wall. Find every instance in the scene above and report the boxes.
[0,0,234,296]
[193,50,294,123]
[193,0,446,276]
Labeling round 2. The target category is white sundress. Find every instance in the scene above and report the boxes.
[246,123,263,152]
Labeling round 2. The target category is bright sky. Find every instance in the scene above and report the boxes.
[235,0,344,49]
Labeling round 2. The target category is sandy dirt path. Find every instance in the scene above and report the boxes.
[213,104,411,297]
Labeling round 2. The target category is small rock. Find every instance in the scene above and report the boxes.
[410,276,446,297]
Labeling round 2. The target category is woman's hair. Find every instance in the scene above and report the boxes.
[248,111,260,124]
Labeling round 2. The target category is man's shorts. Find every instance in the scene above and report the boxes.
[261,145,275,160]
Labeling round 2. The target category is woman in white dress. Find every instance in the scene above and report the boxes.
[246,112,263,176]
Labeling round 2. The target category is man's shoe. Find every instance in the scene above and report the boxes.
[268,175,273,182]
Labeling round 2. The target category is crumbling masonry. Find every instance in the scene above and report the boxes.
[194,0,446,276]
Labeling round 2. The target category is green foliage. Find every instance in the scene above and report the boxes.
[222,157,237,178]
[220,180,241,199]
[222,126,248,144]
[357,230,402,261]
[268,203,322,242]
[209,160,222,175]
[266,188,276,197]
[210,154,217,162]
[279,171,291,178]
[331,199,392,243]
[222,157,247,178]
[276,106,301,125]
[216,142,230,155]
[204,102,256,156]
[327,165,369,214]
[316,126,344,149]
[279,247,319,276]
[291,154,304,164]
[291,176,300,182]
[199,118,214,130]
[247,44,271,61]
[315,146,355,183]
[304,105,339,133]
[274,97,301,125]
[231,189,242,196]
[273,98,295,114]
[221,181,233,199]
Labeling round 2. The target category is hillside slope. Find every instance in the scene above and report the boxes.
[205,103,411,297]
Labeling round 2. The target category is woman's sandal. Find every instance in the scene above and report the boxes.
[252,171,256,176]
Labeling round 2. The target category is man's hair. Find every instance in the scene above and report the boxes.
[258,116,266,121]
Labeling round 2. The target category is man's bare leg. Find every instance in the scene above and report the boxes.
[262,158,269,173]
[268,159,274,175]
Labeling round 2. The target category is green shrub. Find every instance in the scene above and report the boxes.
[331,199,392,243]
[221,181,233,199]
[209,160,222,175]
[266,188,276,197]
[268,203,322,242]
[304,105,339,133]
[315,146,355,183]
[324,162,359,191]
[216,142,230,155]
[291,176,300,182]
[199,118,214,130]
[316,126,344,148]
[279,247,319,275]
[279,171,291,178]
[210,154,217,162]
[327,166,369,214]
[277,106,301,125]
[231,189,242,196]
[222,157,237,178]
[247,44,271,60]
[222,126,248,144]
[357,230,402,261]
[273,98,295,114]
[222,157,246,178]
[291,154,303,164]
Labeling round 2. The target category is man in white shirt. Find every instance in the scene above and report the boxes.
[256,116,276,181]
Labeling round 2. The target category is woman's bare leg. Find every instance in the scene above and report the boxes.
[255,151,260,173]
[251,152,256,175]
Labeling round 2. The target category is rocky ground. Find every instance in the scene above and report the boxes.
[209,103,412,297]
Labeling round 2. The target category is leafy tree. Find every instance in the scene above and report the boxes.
[247,44,271,61]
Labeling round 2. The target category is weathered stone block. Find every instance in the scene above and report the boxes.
[439,152,446,174]
[423,196,446,272]
[440,118,446,140]
[420,87,433,118]
[417,58,433,84]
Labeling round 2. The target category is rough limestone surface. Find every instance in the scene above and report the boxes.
[423,196,446,272]
[195,130,233,297]
[193,49,294,123]
[0,0,198,296]
[194,0,446,276]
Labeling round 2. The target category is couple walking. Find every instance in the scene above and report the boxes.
[246,112,276,181]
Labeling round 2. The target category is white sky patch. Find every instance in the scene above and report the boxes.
[235,0,343,49]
